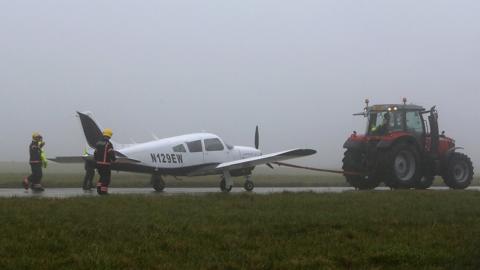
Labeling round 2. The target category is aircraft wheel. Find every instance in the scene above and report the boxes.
[220,178,232,193]
[244,180,254,192]
[151,175,165,192]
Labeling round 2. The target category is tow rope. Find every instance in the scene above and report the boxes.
[273,162,364,176]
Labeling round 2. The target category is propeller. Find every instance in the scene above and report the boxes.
[255,126,259,149]
[255,126,274,169]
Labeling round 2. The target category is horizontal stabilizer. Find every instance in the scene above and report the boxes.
[115,157,142,164]
[48,156,90,163]
[49,155,141,164]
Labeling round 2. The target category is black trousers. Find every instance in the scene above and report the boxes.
[28,163,43,185]
[83,161,95,188]
[97,166,111,186]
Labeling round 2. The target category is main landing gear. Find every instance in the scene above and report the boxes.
[151,174,165,192]
[220,171,233,192]
[219,172,255,193]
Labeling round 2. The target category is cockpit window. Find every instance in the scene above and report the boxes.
[204,138,224,151]
[172,144,186,153]
[186,140,203,153]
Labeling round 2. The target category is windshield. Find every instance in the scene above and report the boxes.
[367,111,403,135]
[225,143,234,150]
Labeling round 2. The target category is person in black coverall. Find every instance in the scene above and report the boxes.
[94,128,116,195]
[24,132,46,192]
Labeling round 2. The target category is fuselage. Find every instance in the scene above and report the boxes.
[105,133,262,176]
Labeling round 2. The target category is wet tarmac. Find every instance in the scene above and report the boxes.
[0,186,479,198]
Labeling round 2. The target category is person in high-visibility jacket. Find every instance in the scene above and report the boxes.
[24,132,46,191]
[83,159,96,191]
[94,128,116,195]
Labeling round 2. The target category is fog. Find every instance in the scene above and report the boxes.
[1,0,479,169]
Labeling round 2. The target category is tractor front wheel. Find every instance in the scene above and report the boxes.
[443,153,474,189]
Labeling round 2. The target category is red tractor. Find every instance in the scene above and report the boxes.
[342,99,474,190]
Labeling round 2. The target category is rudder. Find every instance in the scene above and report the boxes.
[77,111,103,149]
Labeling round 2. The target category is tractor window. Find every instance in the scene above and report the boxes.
[204,138,225,151]
[368,111,403,135]
[390,111,403,132]
[406,112,424,134]
[368,112,390,135]
[186,140,203,153]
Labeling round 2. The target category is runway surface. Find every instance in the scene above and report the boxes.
[1,186,479,198]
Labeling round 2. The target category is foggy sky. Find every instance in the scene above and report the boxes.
[1,0,479,169]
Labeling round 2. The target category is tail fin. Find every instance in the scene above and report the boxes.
[77,111,103,149]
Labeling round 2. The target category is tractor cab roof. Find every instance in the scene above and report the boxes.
[368,104,425,112]
[354,104,425,116]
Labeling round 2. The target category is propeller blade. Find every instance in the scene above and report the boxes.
[267,163,274,169]
[255,126,259,149]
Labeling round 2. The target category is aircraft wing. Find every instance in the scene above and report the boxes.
[216,149,316,171]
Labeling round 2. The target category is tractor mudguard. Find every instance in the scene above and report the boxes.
[343,139,364,150]
[444,147,464,160]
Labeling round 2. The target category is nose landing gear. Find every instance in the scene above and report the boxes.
[244,175,254,192]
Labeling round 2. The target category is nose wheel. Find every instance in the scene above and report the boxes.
[244,175,254,192]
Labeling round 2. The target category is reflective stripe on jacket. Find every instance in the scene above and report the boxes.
[94,138,116,166]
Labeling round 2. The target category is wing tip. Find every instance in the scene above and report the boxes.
[288,149,317,157]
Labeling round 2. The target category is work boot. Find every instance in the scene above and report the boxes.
[98,185,108,195]
[22,177,30,190]
[96,182,102,194]
[32,184,45,192]
[82,183,92,191]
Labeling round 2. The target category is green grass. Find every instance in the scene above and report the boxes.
[1,191,480,269]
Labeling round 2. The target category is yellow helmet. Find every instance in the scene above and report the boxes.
[103,128,113,138]
[32,132,42,140]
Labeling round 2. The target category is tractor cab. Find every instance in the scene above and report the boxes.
[365,104,426,137]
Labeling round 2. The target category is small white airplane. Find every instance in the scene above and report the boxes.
[50,112,316,192]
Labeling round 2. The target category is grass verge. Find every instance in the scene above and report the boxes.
[1,191,480,269]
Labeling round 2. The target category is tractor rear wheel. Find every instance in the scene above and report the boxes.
[342,150,380,190]
[383,143,421,189]
[414,176,435,190]
[443,153,474,189]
